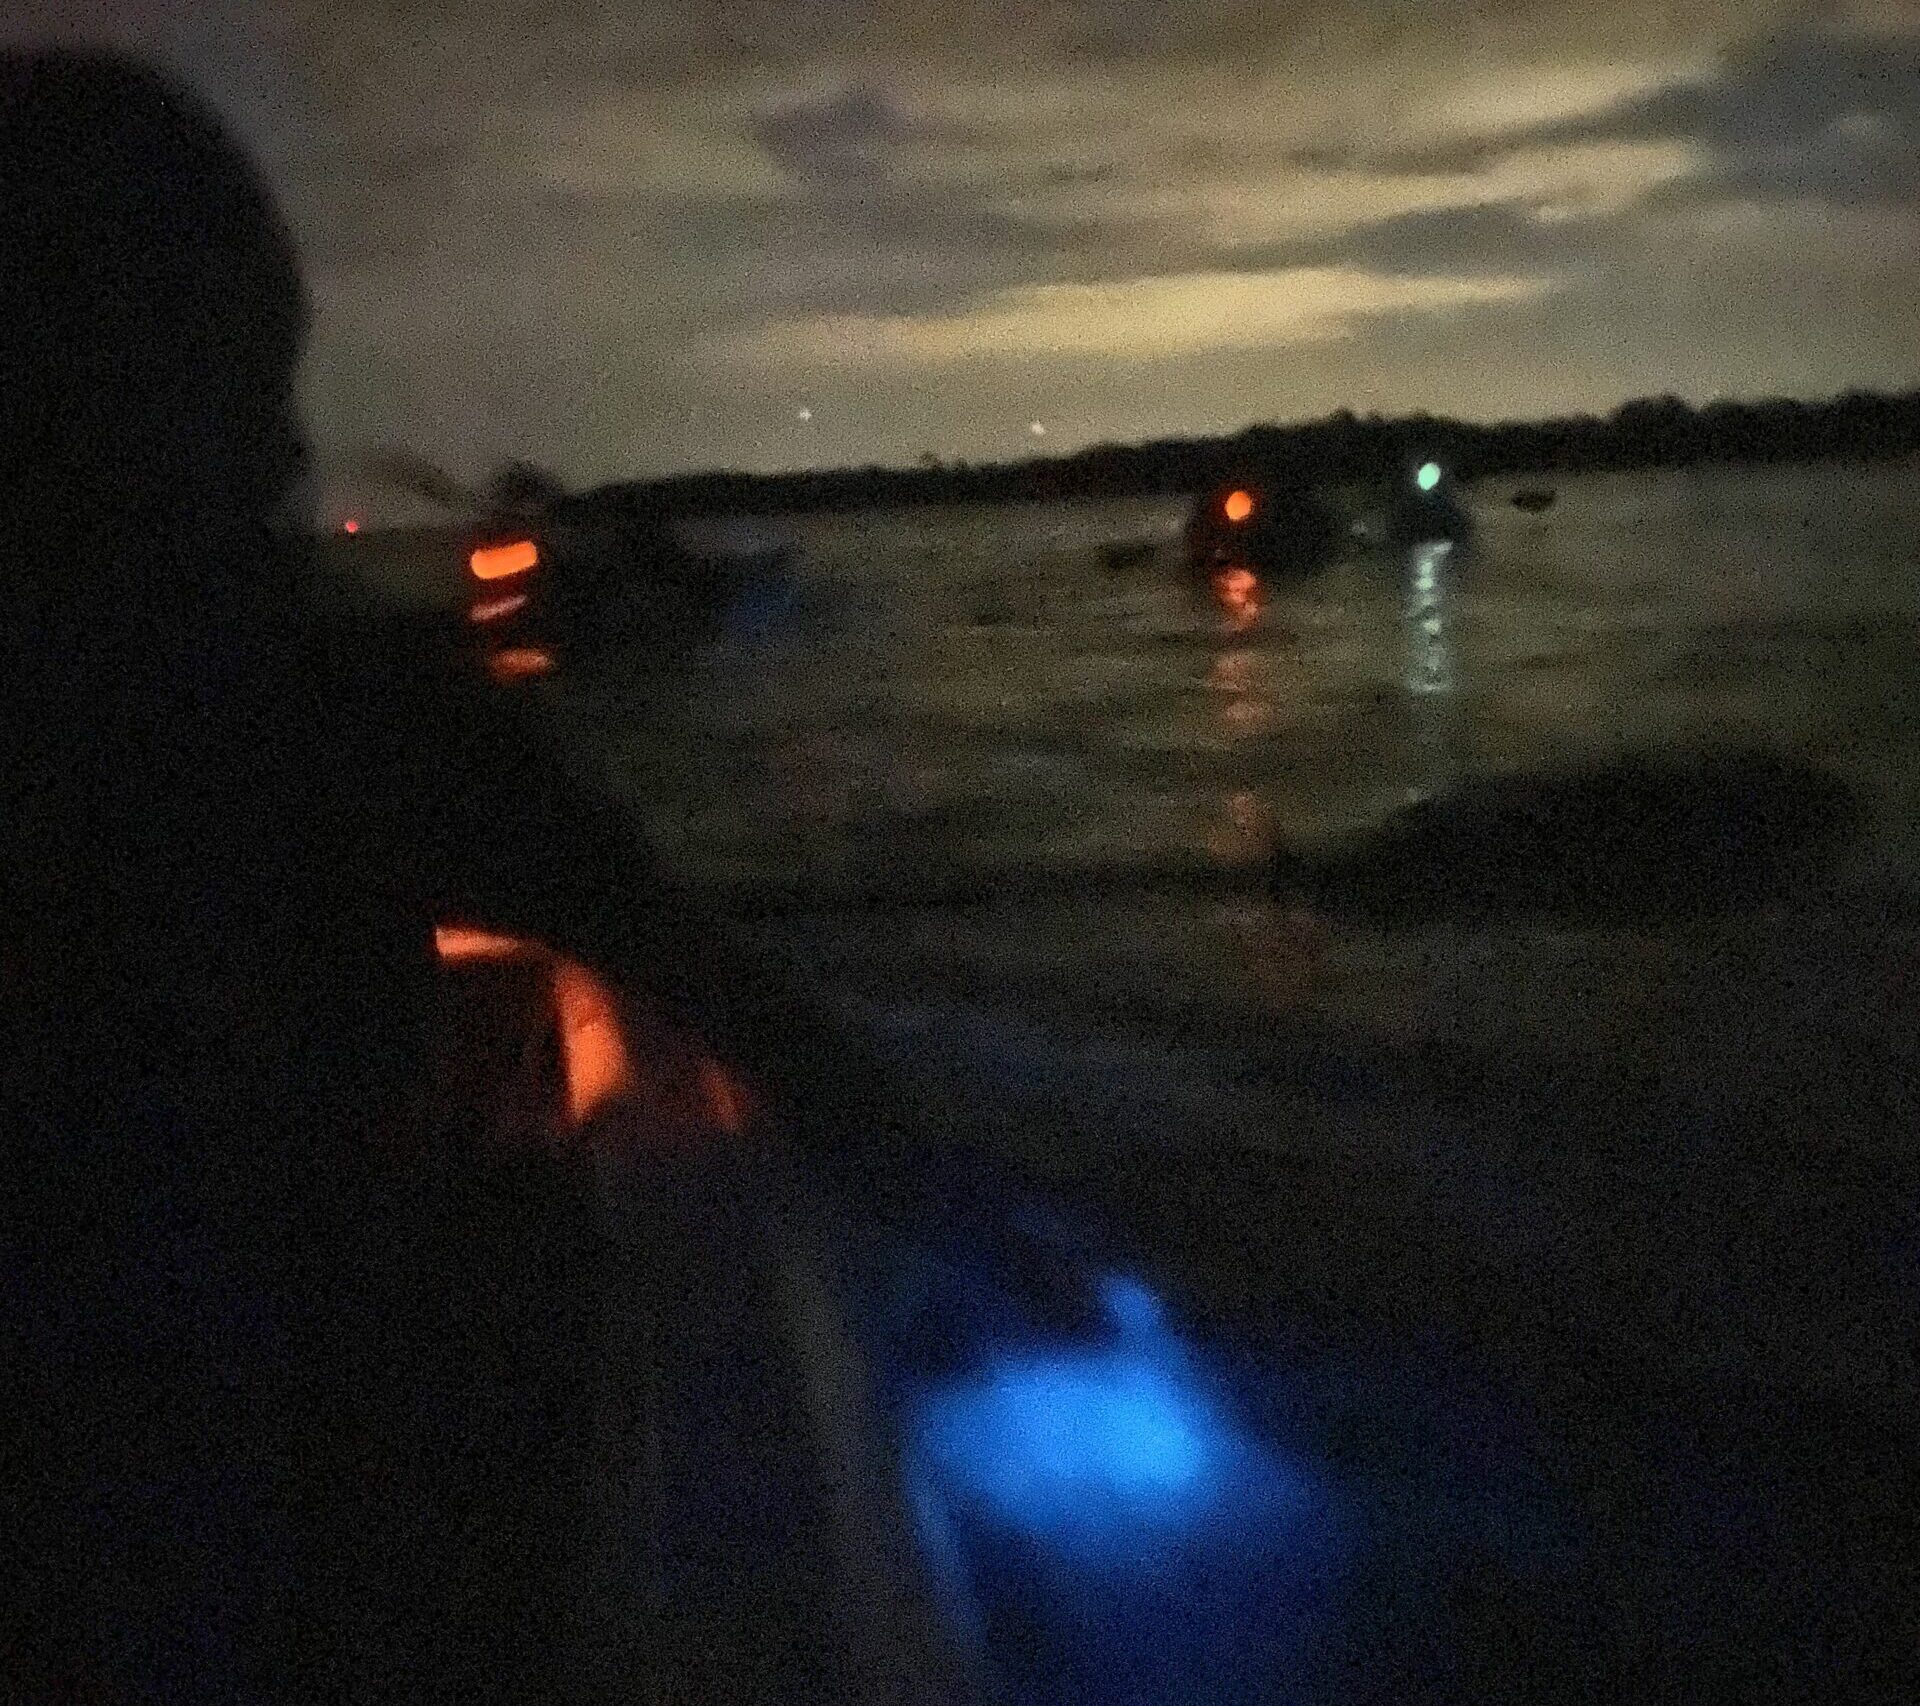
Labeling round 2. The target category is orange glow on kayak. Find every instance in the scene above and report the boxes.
[434,923,531,963]
[470,538,539,580]
[433,922,754,1140]
[486,646,554,683]
[1223,489,1255,523]
[552,960,636,1125]
[469,591,530,624]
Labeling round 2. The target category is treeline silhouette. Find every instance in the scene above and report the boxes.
[566,386,1920,519]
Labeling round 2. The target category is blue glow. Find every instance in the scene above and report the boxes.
[918,1350,1212,1534]
[1416,461,1442,492]
[903,1267,1350,1706]
[896,1255,1578,1701]
[1099,1272,1165,1341]
[908,1270,1324,1569]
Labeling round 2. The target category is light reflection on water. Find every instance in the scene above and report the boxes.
[1403,540,1461,805]
[561,464,1920,995]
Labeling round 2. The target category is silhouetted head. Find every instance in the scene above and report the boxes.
[0,51,309,625]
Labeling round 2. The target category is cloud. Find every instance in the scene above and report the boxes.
[7,0,1915,495]
[1242,199,1595,279]
[1379,23,1920,206]
[754,84,971,183]
[725,265,1552,369]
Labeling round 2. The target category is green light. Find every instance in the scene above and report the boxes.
[1416,462,1442,493]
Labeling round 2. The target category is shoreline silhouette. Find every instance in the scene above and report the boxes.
[565,385,1920,521]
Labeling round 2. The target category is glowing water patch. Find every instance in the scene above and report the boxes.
[1099,1273,1165,1341]
[909,1270,1322,1568]
[919,1352,1212,1534]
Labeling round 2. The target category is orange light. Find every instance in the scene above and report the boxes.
[433,919,758,1142]
[434,923,534,963]
[486,646,554,683]
[342,518,361,536]
[552,961,637,1126]
[1223,489,1255,524]
[469,591,530,624]
[470,538,540,580]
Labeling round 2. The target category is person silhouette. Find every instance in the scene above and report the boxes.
[1,49,639,1698]
[3,47,931,1700]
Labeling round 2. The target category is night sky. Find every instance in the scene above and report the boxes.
[9,3,1919,515]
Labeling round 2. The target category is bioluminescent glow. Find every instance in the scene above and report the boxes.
[919,1353,1211,1527]
[909,1269,1323,1568]
[1416,461,1443,492]
[899,1273,1573,1699]
[1099,1273,1165,1341]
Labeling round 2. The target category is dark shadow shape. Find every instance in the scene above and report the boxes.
[1270,749,1861,923]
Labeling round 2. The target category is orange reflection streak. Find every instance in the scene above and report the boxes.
[470,538,540,580]
[698,1057,754,1136]
[1223,489,1255,523]
[486,646,554,683]
[469,591,530,624]
[1211,565,1263,629]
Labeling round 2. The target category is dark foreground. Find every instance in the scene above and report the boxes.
[159,909,1904,1704]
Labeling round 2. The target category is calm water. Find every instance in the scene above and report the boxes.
[531,463,1919,1092]
[574,463,1919,878]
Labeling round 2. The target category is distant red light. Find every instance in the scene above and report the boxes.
[1223,489,1255,524]
[342,518,361,536]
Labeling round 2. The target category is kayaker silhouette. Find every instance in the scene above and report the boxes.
[0,48,845,1699]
